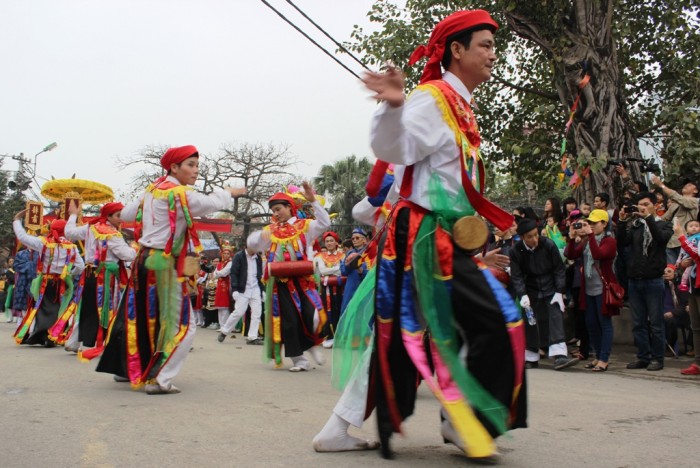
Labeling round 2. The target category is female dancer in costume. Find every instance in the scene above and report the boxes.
[13,215,85,347]
[247,182,329,372]
[64,201,136,358]
[314,231,344,348]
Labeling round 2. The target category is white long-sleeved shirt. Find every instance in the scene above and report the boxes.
[242,251,261,299]
[247,200,330,256]
[120,175,232,250]
[214,260,231,278]
[370,71,473,211]
[65,214,136,264]
[13,220,85,276]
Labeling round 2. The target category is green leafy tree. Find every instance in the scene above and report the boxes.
[0,162,29,260]
[314,155,373,230]
[348,0,700,206]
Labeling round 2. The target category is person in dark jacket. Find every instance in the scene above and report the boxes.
[617,191,673,371]
[509,218,578,370]
[217,247,264,345]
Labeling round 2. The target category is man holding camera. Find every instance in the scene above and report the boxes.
[649,175,699,264]
[617,191,673,371]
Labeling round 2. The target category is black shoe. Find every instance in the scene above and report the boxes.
[246,338,264,345]
[553,355,578,370]
[525,361,539,369]
[646,360,664,371]
[217,333,226,343]
[626,360,650,369]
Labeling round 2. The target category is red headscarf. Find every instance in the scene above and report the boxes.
[268,192,297,217]
[160,145,199,170]
[322,231,340,243]
[50,219,66,240]
[89,202,125,225]
[408,10,498,84]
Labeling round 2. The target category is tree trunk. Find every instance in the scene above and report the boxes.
[506,0,643,208]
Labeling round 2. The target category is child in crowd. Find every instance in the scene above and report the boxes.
[677,220,700,292]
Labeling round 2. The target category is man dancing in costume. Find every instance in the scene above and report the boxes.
[96,145,245,394]
[12,215,85,347]
[64,201,136,357]
[313,10,526,462]
[247,182,329,372]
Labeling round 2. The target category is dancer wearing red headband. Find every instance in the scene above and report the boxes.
[248,182,330,371]
[314,230,344,348]
[63,200,136,361]
[314,10,526,461]
[96,145,245,394]
[12,213,85,347]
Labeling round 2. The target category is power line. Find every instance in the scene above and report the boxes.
[283,0,370,71]
[258,0,363,80]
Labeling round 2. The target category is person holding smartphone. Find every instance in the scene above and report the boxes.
[565,210,618,372]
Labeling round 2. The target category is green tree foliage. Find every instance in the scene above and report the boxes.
[314,155,373,228]
[348,0,700,205]
[0,161,28,259]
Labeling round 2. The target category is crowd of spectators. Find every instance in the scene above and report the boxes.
[492,173,699,375]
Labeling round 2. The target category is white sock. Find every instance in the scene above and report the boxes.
[312,413,379,452]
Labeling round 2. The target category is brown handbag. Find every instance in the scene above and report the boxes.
[594,264,624,315]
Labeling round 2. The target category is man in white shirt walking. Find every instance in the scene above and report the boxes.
[218,247,264,345]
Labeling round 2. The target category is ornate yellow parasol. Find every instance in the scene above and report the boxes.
[41,178,114,204]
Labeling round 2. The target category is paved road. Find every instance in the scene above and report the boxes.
[1,321,698,467]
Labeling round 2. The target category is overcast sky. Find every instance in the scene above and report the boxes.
[0,0,381,199]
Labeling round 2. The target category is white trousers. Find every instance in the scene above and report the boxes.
[65,320,80,348]
[333,343,373,428]
[156,320,196,388]
[217,308,230,328]
[221,293,262,340]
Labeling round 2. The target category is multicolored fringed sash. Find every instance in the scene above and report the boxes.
[123,250,190,388]
[77,261,124,362]
[372,199,525,458]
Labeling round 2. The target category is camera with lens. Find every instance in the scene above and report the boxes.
[627,158,661,173]
[573,222,583,230]
[623,204,639,214]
